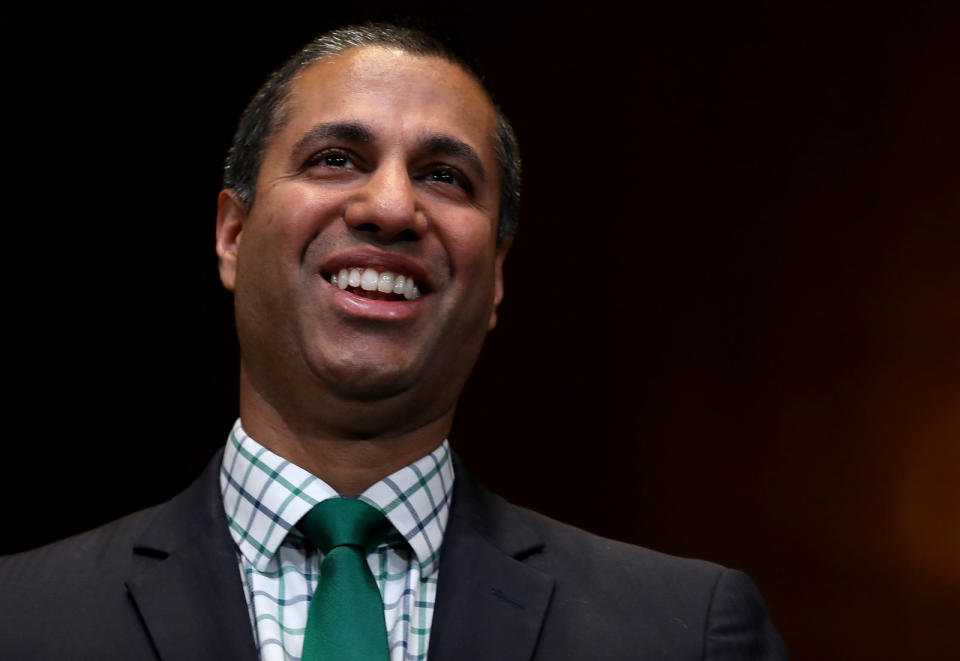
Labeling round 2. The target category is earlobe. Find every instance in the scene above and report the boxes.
[216,189,247,292]
[487,238,512,332]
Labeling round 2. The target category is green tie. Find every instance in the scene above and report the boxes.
[299,498,393,661]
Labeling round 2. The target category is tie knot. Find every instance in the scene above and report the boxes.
[300,498,393,555]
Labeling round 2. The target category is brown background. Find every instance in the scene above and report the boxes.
[3,3,958,659]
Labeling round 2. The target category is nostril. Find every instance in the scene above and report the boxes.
[350,223,421,243]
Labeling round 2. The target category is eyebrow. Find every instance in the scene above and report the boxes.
[291,121,486,180]
[418,134,486,181]
[292,121,375,158]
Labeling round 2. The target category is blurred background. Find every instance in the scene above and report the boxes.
[3,3,958,658]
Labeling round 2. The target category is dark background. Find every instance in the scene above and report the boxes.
[3,3,958,659]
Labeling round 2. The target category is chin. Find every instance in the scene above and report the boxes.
[331,379,411,403]
[322,372,453,440]
[321,361,421,403]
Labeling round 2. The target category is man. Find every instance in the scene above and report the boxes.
[0,23,786,660]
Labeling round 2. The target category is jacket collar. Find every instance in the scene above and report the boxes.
[122,450,556,661]
[428,456,555,661]
[125,450,259,661]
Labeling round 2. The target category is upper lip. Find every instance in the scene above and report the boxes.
[320,249,434,292]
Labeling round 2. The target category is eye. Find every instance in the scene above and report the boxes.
[304,149,356,169]
[426,166,472,193]
[321,153,349,167]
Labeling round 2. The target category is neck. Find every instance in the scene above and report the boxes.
[237,375,454,498]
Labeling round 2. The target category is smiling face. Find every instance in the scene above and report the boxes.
[216,47,508,438]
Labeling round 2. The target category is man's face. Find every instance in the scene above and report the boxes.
[216,47,508,434]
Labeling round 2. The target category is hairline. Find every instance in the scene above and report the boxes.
[226,37,520,243]
[272,46,497,179]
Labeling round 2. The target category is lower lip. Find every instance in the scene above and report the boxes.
[327,282,425,321]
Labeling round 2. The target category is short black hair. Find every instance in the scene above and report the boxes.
[223,22,521,243]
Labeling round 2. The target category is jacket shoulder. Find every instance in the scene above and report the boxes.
[0,452,231,660]
[508,500,730,612]
[515,502,788,659]
[449,472,788,659]
[1,503,165,576]
[0,504,171,659]
[515,501,725,581]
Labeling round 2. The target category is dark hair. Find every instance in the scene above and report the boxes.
[223,23,521,243]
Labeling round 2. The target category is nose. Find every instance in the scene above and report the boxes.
[344,161,427,243]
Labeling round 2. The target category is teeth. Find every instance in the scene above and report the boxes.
[330,267,422,300]
[361,268,379,291]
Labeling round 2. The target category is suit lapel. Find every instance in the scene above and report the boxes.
[429,459,555,661]
[121,451,553,661]
[125,452,259,661]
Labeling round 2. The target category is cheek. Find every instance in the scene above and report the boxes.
[437,211,498,277]
[267,184,333,228]
[253,187,343,259]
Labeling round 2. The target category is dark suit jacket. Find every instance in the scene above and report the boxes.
[0,451,787,659]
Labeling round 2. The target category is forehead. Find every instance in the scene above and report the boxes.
[275,47,498,158]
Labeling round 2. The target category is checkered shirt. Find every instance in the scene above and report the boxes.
[220,420,454,661]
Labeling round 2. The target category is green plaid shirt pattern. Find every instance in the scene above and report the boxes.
[220,420,454,661]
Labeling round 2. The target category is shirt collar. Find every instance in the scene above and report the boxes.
[220,419,454,575]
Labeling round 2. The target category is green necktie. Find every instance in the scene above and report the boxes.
[299,497,393,661]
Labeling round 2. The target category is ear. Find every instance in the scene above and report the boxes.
[216,189,247,292]
[487,238,512,332]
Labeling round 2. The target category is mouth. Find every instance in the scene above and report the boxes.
[325,266,423,302]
